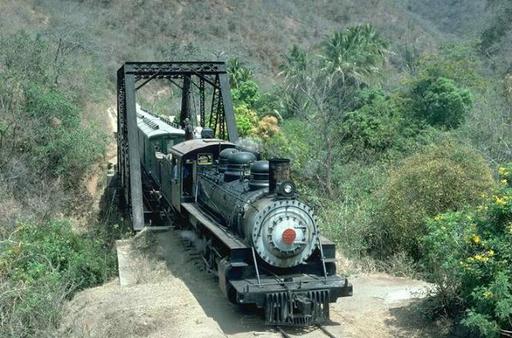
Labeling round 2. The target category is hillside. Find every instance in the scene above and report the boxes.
[1,0,450,80]
[1,1,511,337]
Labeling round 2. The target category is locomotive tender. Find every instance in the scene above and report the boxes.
[135,106,352,326]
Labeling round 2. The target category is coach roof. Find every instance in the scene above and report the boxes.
[136,105,184,139]
[170,138,234,157]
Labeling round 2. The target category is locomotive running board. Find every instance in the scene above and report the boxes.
[181,202,248,250]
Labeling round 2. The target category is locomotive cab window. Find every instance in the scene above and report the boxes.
[197,153,213,165]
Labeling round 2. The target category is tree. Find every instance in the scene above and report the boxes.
[410,76,472,129]
[227,58,253,90]
[321,24,388,84]
[279,25,388,197]
[341,91,403,157]
[278,45,308,117]
[231,80,260,108]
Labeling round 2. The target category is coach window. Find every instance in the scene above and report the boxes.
[166,138,174,154]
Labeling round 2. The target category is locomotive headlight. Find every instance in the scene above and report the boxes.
[277,180,296,196]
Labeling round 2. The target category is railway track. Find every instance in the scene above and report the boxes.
[276,324,339,338]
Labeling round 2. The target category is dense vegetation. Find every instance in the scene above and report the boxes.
[422,164,512,336]
[225,12,512,338]
[0,0,511,337]
[0,30,123,337]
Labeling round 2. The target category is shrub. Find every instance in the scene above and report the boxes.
[316,162,388,258]
[232,80,261,109]
[12,83,107,187]
[376,141,494,257]
[0,220,116,337]
[421,163,512,337]
[410,76,472,129]
[41,124,107,184]
[263,119,315,177]
[0,220,114,287]
[234,104,258,137]
[254,115,279,139]
[25,84,80,129]
[341,92,403,157]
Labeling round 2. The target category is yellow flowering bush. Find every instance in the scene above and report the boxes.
[254,115,280,139]
[422,162,512,337]
[498,165,511,186]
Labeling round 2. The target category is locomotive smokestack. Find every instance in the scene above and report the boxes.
[269,158,290,194]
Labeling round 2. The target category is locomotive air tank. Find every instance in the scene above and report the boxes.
[197,150,319,268]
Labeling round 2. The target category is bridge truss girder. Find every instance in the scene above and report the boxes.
[117,61,239,230]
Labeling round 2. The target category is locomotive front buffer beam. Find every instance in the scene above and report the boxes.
[219,255,353,326]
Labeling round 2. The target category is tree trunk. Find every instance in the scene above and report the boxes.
[324,135,335,198]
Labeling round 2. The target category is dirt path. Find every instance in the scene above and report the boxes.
[60,228,442,338]
[85,104,117,199]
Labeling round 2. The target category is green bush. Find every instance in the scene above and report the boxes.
[232,80,261,109]
[0,220,116,337]
[15,83,107,187]
[263,119,317,181]
[41,125,107,183]
[376,141,494,257]
[0,34,107,190]
[421,163,512,337]
[410,76,472,129]
[316,162,389,258]
[25,84,80,129]
[341,92,403,157]
[0,220,114,287]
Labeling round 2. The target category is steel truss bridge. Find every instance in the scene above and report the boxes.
[117,61,239,230]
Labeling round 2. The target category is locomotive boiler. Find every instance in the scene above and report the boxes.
[197,150,319,269]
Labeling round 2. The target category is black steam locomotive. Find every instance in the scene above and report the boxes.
[135,107,352,326]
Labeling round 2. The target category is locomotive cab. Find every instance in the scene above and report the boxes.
[168,139,235,212]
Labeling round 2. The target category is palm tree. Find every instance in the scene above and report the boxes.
[321,24,388,85]
[278,45,309,117]
[305,25,388,197]
[227,58,253,89]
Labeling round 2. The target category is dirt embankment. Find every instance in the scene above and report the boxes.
[59,230,225,338]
